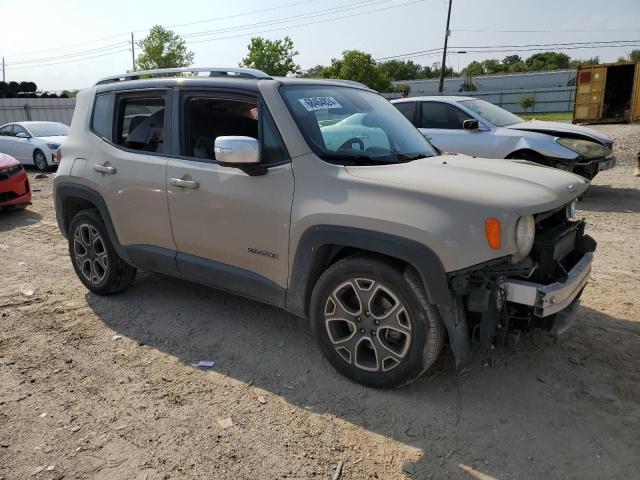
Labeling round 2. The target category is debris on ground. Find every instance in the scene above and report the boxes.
[332,460,344,480]
[33,173,48,179]
[257,396,267,404]
[195,360,215,368]
[216,417,233,429]
[19,284,34,297]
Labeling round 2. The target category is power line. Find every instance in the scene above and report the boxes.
[184,0,425,45]
[3,33,129,59]
[179,0,396,39]
[5,49,130,70]
[7,42,130,66]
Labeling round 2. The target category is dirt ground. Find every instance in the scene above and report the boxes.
[1,124,639,480]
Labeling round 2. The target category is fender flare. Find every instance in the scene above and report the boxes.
[286,225,471,366]
[54,182,132,264]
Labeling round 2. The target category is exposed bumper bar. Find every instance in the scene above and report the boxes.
[503,253,593,317]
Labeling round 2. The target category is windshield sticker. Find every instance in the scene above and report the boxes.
[298,96,342,111]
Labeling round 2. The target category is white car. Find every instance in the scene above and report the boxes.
[0,121,68,171]
[392,96,615,179]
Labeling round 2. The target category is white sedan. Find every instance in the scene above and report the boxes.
[0,121,68,171]
[392,96,615,179]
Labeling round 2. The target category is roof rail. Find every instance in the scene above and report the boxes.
[95,67,271,85]
[330,79,370,89]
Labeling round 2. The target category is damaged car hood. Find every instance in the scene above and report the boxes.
[506,120,612,147]
[346,154,588,215]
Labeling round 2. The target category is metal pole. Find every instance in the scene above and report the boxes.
[2,57,5,82]
[438,0,453,93]
[131,33,136,72]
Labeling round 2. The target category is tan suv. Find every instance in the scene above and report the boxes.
[54,68,597,388]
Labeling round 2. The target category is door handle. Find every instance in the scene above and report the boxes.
[169,177,200,189]
[93,164,116,174]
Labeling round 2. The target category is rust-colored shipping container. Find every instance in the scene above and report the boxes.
[573,61,640,123]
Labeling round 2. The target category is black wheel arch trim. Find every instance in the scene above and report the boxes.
[287,225,471,367]
[54,182,132,264]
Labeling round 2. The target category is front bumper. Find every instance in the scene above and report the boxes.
[0,170,32,210]
[503,252,592,317]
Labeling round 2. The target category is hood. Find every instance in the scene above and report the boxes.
[0,153,19,170]
[506,120,612,147]
[37,135,67,146]
[345,154,588,215]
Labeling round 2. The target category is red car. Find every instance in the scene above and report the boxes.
[0,153,31,210]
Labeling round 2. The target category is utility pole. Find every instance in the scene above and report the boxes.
[438,0,453,93]
[2,57,5,83]
[130,33,136,72]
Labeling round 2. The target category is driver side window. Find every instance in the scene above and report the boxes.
[13,125,29,137]
[0,125,14,136]
[420,102,472,129]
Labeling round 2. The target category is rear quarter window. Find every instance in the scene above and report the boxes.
[91,93,114,140]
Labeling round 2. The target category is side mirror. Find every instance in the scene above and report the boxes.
[214,136,266,176]
[15,132,31,138]
[462,119,479,130]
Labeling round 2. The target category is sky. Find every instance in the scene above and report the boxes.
[0,0,639,91]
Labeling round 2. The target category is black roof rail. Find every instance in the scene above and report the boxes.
[95,67,272,85]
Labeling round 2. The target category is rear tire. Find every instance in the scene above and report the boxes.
[309,255,445,388]
[33,149,48,171]
[68,209,136,295]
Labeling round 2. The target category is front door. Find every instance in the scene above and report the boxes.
[12,125,34,162]
[166,92,294,305]
[418,101,495,157]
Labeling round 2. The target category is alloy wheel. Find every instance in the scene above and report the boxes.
[324,278,412,372]
[34,151,47,170]
[73,223,108,285]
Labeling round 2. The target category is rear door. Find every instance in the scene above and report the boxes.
[86,90,177,271]
[573,66,607,122]
[418,101,495,157]
[166,90,294,304]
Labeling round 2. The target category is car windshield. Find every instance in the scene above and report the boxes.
[27,123,69,137]
[459,99,523,127]
[280,85,438,165]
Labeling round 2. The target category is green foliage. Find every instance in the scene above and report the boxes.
[241,36,300,76]
[525,52,570,71]
[324,50,390,92]
[136,25,194,70]
[300,64,328,78]
[377,60,422,81]
[630,50,640,62]
[569,56,600,68]
[461,61,485,76]
[519,94,536,114]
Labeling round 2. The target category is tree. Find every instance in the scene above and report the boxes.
[324,50,390,92]
[377,60,422,81]
[300,64,327,78]
[136,26,194,71]
[630,50,640,62]
[525,52,570,71]
[519,94,535,115]
[569,56,600,68]
[241,36,300,76]
[462,61,485,77]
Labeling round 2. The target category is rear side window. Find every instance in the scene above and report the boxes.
[91,94,112,139]
[394,102,415,123]
[116,96,166,153]
[0,125,14,136]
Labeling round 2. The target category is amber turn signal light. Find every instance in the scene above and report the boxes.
[485,218,501,249]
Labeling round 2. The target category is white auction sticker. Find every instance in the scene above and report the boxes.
[298,96,342,111]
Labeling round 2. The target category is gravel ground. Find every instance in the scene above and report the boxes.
[0,124,639,480]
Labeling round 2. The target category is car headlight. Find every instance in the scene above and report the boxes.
[566,200,577,220]
[46,143,61,150]
[515,215,535,259]
[0,164,21,175]
[556,137,610,159]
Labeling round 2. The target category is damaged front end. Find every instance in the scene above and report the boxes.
[448,206,597,355]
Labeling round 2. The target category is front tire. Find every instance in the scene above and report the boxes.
[33,149,48,171]
[68,210,136,295]
[310,255,445,388]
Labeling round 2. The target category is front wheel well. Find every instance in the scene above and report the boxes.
[303,245,410,316]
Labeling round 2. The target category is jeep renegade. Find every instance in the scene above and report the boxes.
[54,67,596,388]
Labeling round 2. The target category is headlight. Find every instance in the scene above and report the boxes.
[556,137,610,159]
[515,215,535,259]
[46,143,60,150]
[566,200,577,220]
[0,164,21,175]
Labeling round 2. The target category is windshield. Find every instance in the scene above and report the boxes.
[280,85,438,165]
[459,99,523,127]
[27,122,69,137]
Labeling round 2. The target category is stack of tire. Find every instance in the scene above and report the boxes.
[0,81,66,98]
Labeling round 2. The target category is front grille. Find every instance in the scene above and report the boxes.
[0,191,19,202]
[528,207,590,284]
